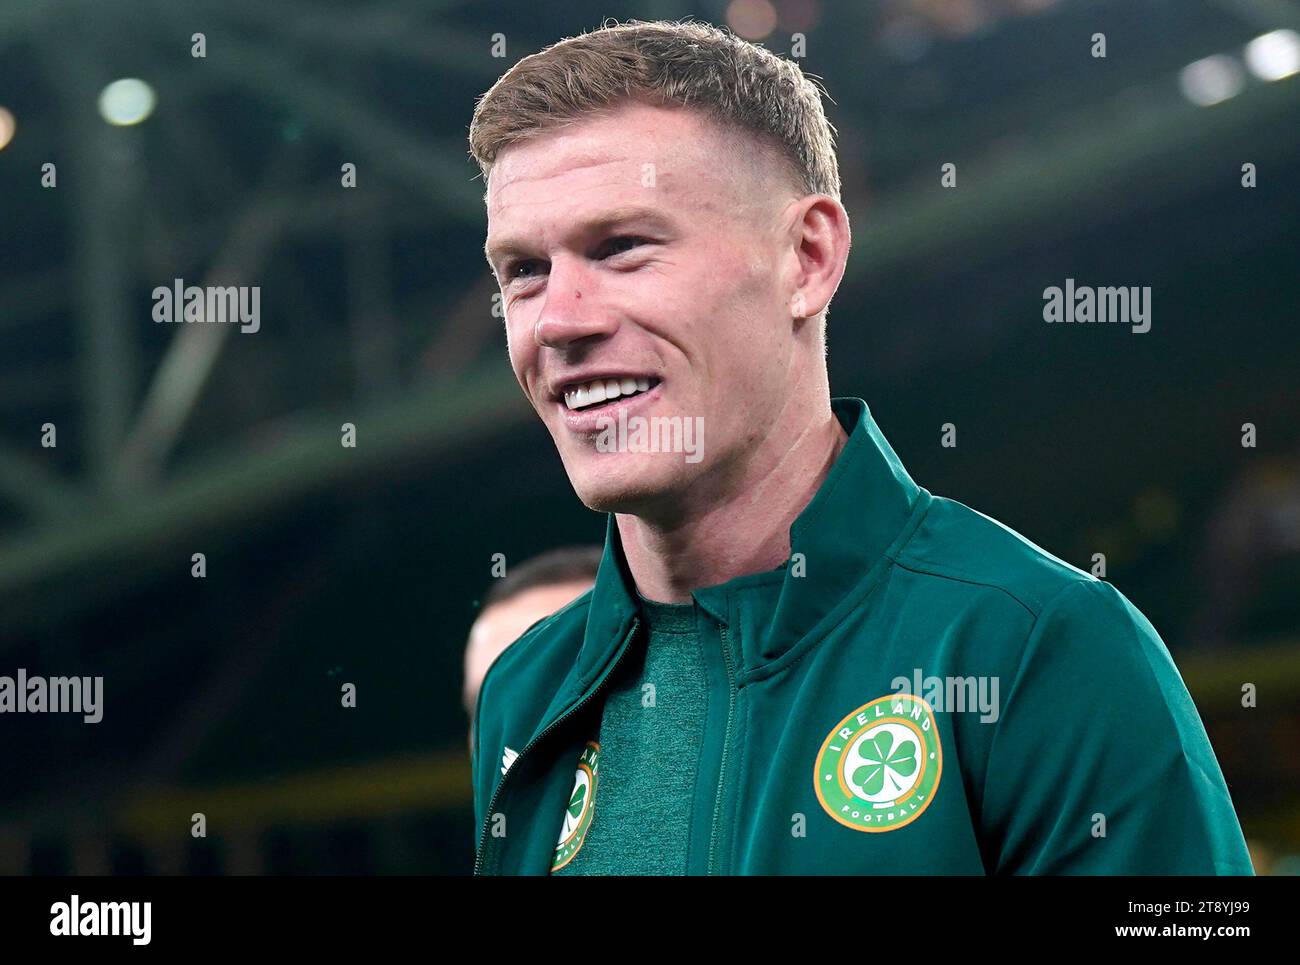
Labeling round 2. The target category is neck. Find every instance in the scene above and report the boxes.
[616,398,849,604]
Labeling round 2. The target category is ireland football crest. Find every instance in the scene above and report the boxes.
[814,694,942,832]
[553,741,600,870]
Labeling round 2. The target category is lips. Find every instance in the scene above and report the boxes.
[556,378,665,434]
[562,376,661,412]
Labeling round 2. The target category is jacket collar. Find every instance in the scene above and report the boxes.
[574,396,929,683]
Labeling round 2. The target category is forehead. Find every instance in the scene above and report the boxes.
[484,102,747,227]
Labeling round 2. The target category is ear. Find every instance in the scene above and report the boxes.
[788,195,851,321]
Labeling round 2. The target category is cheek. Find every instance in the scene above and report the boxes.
[708,309,790,413]
[503,325,518,371]
[503,299,530,350]
[710,257,784,352]
[504,317,534,385]
[504,314,517,358]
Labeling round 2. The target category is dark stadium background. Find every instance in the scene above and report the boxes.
[1,0,1297,874]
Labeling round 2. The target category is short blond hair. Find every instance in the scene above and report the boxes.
[468,19,841,202]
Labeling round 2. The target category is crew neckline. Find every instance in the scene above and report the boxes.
[636,593,697,634]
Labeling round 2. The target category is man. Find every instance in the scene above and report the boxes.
[467,20,1253,874]
[463,546,602,757]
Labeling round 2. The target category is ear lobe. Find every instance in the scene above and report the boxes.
[790,291,809,319]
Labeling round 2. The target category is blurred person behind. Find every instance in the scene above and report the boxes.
[463,546,603,755]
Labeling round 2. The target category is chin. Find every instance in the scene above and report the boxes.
[566,453,685,515]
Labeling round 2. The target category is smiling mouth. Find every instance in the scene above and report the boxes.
[562,376,661,412]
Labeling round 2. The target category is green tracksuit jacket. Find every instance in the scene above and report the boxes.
[471,397,1253,875]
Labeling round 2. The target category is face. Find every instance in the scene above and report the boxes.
[484,101,807,519]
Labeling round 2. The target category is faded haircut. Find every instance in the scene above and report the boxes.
[468,19,841,204]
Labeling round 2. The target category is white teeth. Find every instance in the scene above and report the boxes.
[563,376,659,410]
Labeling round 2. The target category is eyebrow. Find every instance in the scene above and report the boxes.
[484,206,678,272]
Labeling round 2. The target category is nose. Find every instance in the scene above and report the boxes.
[533,256,618,350]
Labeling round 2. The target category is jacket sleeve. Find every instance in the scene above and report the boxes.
[979,578,1253,874]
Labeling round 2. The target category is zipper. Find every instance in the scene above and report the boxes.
[707,621,738,875]
[473,618,640,876]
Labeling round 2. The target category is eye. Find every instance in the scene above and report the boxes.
[599,236,647,258]
[505,258,546,283]
[500,236,650,287]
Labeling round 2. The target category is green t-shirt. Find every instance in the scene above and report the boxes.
[552,595,706,875]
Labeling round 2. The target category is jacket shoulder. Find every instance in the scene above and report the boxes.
[478,588,592,708]
[896,493,1096,617]
[472,589,591,831]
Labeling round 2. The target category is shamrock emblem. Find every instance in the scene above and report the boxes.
[567,782,587,819]
[852,730,917,796]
